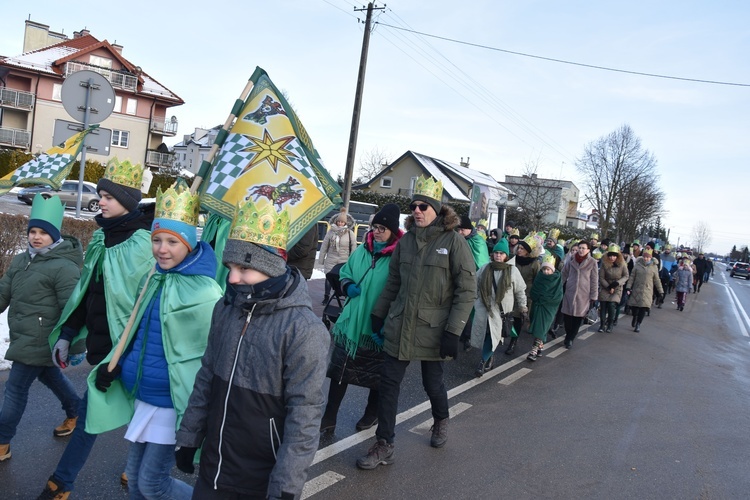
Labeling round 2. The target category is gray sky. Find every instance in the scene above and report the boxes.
[2,0,747,254]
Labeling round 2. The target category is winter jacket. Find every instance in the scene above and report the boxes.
[598,254,629,303]
[287,225,318,279]
[319,214,357,274]
[372,206,476,361]
[675,266,693,293]
[561,254,599,317]
[52,209,154,365]
[0,237,83,366]
[470,258,527,351]
[176,268,329,499]
[694,256,709,277]
[85,242,222,434]
[626,256,664,308]
[514,255,540,316]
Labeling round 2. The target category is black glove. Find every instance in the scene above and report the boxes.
[609,281,619,290]
[439,331,459,359]
[94,364,122,392]
[370,314,384,334]
[175,446,198,474]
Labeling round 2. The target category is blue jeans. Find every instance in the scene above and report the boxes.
[52,390,97,491]
[0,361,80,444]
[125,441,193,499]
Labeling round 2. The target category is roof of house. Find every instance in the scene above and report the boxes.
[0,34,183,104]
[173,125,222,148]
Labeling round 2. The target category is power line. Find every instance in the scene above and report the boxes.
[376,22,750,88]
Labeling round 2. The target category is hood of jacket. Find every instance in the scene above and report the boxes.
[403,204,459,232]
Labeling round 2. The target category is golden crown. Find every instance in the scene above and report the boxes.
[413,175,443,201]
[592,248,603,260]
[103,157,143,189]
[590,233,599,241]
[607,243,621,254]
[155,186,200,226]
[509,228,520,237]
[478,218,488,228]
[229,200,289,250]
[548,228,560,241]
[542,251,556,267]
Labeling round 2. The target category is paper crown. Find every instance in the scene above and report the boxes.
[30,193,64,230]
[590,233,599,240]
[523,233,545,258]
[478,219,488,228]
[548,228,560,241]
[229,200,289,250]
[509,228,520,237]
[632,239,640,245]
[103,158,143,190]
[413,175,443,201]
[665,244,673,251]
[541,251,557,269]
[606,243,621,254]
[642,248,653,257]
[591,248,603,260]
[154,186,200,226]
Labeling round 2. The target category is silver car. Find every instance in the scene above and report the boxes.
[40,180,100,212]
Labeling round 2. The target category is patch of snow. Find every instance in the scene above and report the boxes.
[0,309,11,371]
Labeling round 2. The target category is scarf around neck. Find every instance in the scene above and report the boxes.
[480,260,513,317]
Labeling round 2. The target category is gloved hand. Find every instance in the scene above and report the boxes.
[439,331,459,359]
[609,281,619,290]
[370,331,384,347]
[346,284,361,298]
[175,446,198,474]
[371,314,384,334]
[94,364,122,392]
[52,339,71,369]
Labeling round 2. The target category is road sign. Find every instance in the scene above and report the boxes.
[53,119,112,156]
[60,70,115,124]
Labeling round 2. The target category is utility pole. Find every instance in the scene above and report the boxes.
[342,2,385,213]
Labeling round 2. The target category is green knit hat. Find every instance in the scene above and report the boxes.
[492,238,510,255]
[28,194,64,242]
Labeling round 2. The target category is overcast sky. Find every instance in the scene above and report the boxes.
[2,1,747,254]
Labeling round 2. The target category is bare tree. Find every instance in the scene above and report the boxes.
[613,175,665,243]
[503,157,564,232]
[355,146,391,184]
[576,124,664,240]
[692,221,712,253]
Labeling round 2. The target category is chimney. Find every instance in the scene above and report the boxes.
[112,42,123,55]
[73,28,91,39]
[460,156,470,167]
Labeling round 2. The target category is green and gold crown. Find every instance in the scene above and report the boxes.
[590,233,599,241]
[413,175,443,201]
[542,251,557,268]
[592,248,603,260]
[548,228,560,241]
[103,157,143,189]
[509,228,520,237]
[229,200,289,250]
[607,243,621,254]
[155,186,200,226]
[478,218,488,228]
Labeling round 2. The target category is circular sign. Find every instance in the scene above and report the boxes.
[61,70,116,124]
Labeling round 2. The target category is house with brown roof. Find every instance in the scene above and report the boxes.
[0,20,183,170]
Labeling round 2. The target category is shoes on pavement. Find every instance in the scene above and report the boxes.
[430,417,449,448]
[37,476,70,500]
[355,414,378,431]
[120,471,128,486]
[356,439,395,470]
[321,295,329,305]
[634,322,641,333]
[474,356,493,378]
[564,340,572,349]
[597,326,604,333]
[504,338,517,355]
[0,443,10,461]
[605,324,613,333]
[53,417,77,437]
[320,418,336,433]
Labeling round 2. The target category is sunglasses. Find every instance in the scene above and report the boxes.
[372,224,388,233]
[409,203,430,212]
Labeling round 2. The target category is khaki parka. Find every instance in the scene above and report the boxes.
[598,253,629,303]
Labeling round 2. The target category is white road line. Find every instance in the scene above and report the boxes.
[498,367,533,385]
[408,402,472,435]
[722,284,750,337]
[545,347,566,358]
[301,471,346,499]
[578,330,595,340]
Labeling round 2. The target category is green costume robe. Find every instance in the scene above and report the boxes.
[528,270,563,342]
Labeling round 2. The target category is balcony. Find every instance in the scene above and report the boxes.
[64,61,138,92]
[145,149,175,169]
[0,127,31,149]
[150,118,178,136]
[0,88,35,111]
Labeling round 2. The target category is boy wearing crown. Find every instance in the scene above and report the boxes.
[39,159,156,499]
[175,200,329,499]
[357,176,475,470]
[82,186,222,498]
[0,195,83,463]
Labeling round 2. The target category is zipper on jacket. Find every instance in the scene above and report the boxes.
[213,303,256,490]
[38,317,43,326]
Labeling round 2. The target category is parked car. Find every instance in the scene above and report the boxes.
[726,262,736,272]
[730,262,750,280]
[40,181,100,212]
[17,184,53,205]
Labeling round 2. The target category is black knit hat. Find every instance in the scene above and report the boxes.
[458,215,473,230]
[517,240,532,254]
[97,178,141,213]
[371,203,401,234]
[223,239,287,278]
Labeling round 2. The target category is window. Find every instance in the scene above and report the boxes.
[113,96,122,113]
[126,98,137,115]
[52,84,62,101]
[90,55,112,68]
[380,176,393,188]
[112,130,129,148]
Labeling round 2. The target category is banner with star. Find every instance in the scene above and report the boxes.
[199,67,341,248]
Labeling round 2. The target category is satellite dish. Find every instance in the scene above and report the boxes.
[60,70,115,124]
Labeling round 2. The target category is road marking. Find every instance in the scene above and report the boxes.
[721,284,750,337]
[301,471,346,499]
[408,402,472,435]
[578,330,595,340]
[545,347,566,358]
[498,367,532,385]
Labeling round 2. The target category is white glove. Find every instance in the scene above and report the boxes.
[52,339,71,369]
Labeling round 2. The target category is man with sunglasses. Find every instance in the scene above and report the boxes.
[357,176,476,470]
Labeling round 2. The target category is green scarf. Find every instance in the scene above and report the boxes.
[480,261,512,317]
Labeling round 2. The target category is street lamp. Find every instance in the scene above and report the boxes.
[495,192,519,231]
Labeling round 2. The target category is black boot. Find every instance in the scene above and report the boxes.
[504,337,518,355]
[631,314,637,328]
[634,322,641,333]
[597,308,606,332]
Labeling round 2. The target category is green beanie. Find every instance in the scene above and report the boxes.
[492,238,510,255]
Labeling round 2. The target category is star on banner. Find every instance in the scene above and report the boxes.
[241,130,298,173]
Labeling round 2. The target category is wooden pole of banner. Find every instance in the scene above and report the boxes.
[190,80,256,195]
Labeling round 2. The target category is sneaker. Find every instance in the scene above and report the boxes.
[527,351,538,362]
[53,417,77,437]
[0,443,10,461]
[356,439,395,469]
[355,414,378,431]
[120,471,128,486]
[319,418,336,433]
[430,417,449,448]
[37,476,70,500]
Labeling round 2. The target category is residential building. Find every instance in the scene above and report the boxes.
[0,20,183,170]
[502,173,581,227]
[353,150,513,228]
[171,125,221,175]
